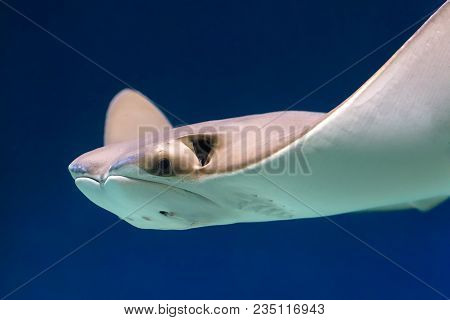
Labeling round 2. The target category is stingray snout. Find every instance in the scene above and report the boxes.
[68,142,134,182]
[68,155,108,182]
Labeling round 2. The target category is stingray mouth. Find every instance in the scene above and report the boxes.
[74,174,185,190]
[73,175,220,230]
[74,174,201,204]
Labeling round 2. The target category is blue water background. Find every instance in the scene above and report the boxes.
[0,0,449,299]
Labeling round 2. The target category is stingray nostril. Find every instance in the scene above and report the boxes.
[159,210,174,217]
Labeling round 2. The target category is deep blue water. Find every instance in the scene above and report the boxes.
[1,0,449,299]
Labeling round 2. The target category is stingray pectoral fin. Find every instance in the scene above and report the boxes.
[366,196,448,212]
[104,89,172,145]
[321,0,450,140]
[297,1,450,213]
[409,196,448,212]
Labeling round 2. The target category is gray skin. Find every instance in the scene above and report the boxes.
[69,111,325,181]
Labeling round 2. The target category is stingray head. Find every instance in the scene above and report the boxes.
[68,90,222,230]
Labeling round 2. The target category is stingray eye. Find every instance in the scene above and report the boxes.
[140,155,175,176]
[156,158,173,176]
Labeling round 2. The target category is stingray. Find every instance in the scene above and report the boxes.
[69,2,450,230]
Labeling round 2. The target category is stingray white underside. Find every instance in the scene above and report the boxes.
[75,170,322,230]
